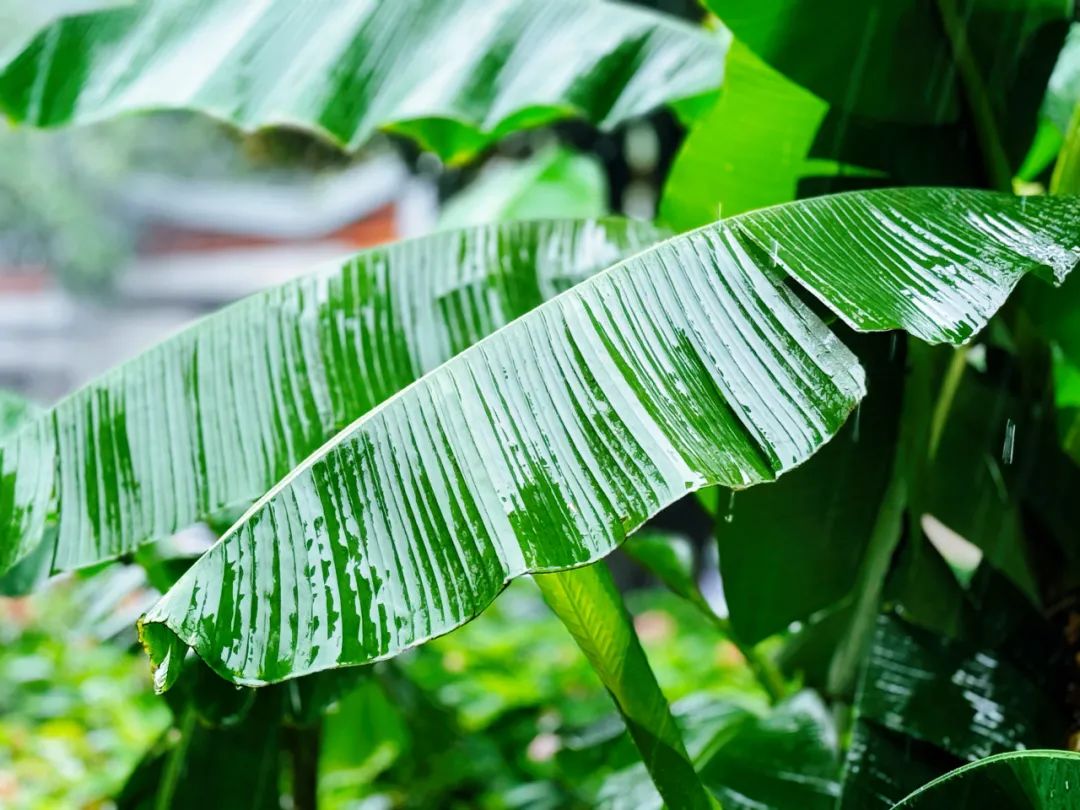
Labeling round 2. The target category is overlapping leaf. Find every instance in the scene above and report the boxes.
[0,219,662,576]
[0,0,728,163]
[131,189,1080,689]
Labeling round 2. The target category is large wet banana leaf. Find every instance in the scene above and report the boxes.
[0,219,663,575]
[894,750,1080,809]
[132,188,1080,689]
[0,0,727,163]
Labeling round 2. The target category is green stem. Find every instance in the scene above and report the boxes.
[1051,103,1080,195]
[155,704,197,810]
[536,564,720,810]
[707,611,786,705]
[928,345,969,461]
[935,0,1013,192]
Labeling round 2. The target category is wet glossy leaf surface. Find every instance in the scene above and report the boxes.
[736,190,1080,344]
[894,750,1080,809]
[0,219,662,576]
[840,721,962,810]
[0,0,727,163]
[840,581,1071,809]
[858,615,1066,761]
[121,188,1080,688]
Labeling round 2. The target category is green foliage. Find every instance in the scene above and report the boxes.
[0,573,169,809]
[5,1,1080,807]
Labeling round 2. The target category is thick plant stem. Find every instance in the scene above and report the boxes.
[935,0,1013,192]
[286,721,321,810]
[536,564,720,809]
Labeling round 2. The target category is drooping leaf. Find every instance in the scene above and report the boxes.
[0,219,663,576]
[839,587,1070,809]
[893,750,1080,809]
[536,563,715,810]
[0,0,728,164]
[438,145,608,230]
[132,189,1080,690]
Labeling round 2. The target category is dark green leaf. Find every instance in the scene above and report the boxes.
[857,615,1066,761]
[118,691,283,810]
[705,0,1067,138]
[840,721,962,810]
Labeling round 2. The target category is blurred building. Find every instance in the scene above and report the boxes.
[0,121,437,402]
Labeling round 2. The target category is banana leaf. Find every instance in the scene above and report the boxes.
[0,0,728,163]
[124,188,1080,689]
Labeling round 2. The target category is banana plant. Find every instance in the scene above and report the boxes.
[3,187,1078,806]
[5,2,1080,808]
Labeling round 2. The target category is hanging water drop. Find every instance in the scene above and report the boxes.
[723,489,736,523]
[851,403,862,443]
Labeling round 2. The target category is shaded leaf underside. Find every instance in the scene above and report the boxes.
[125,188,1080,688]
[0,0,727,162]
